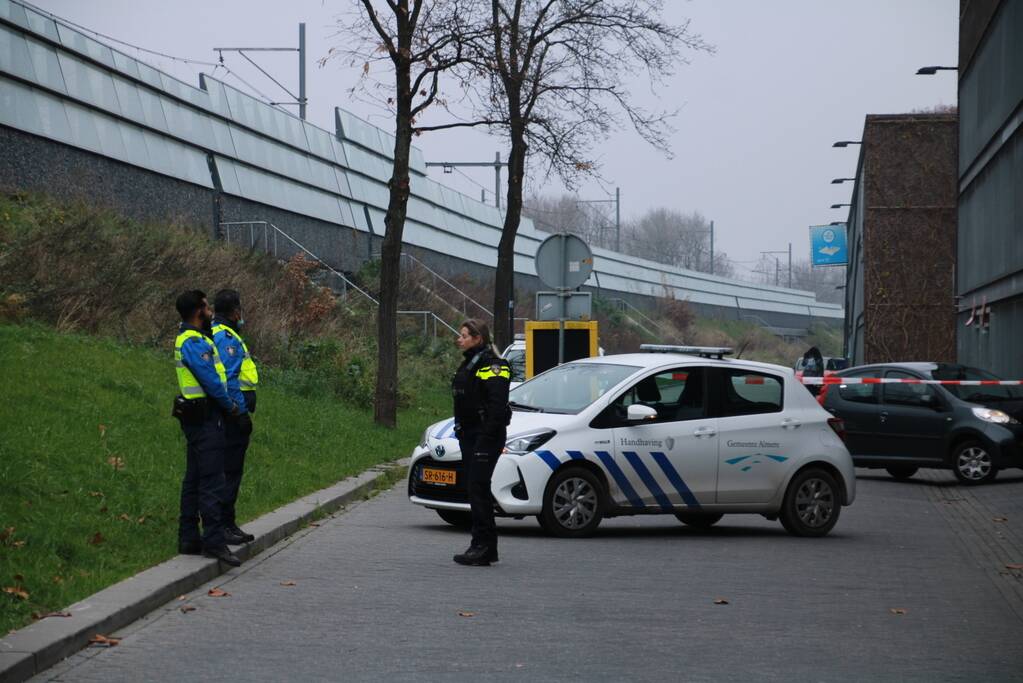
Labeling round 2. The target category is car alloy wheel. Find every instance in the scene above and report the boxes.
[539,467,605,538]
[953,441,997,485]
[780,468,841,537]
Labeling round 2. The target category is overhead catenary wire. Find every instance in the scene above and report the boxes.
[24,1,287,110]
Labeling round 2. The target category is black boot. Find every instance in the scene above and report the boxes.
[224,525,255,545]
[203,545,242,567]
[453,545,494,566]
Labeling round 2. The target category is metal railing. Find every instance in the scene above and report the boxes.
[221,220,457,338]
[606,297,669,337]
[399,252,493,319]
[221,221,376,305]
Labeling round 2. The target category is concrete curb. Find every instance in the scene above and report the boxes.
[0,458,409,683]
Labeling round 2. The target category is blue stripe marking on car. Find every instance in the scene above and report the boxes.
[434,419,455,439]
[566,450,586,460]
[622,451,673,511]
[536,450,561,471]
[594,450,644,508]
[650,451,701,509]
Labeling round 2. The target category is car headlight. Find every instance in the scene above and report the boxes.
[972,407,1017,424]
[504,429,556,455]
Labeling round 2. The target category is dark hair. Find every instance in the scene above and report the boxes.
[460,318,500,354]
[214,288,241,316]
[176,289,207,321]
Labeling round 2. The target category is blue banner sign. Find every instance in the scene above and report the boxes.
[809,225,848,266]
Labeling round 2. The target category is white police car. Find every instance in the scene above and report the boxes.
[408,346,855,537]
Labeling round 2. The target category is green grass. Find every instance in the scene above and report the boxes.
[0,322,447,633]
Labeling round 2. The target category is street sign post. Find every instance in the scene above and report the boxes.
[809,224,849,266]
[534,234,594,364]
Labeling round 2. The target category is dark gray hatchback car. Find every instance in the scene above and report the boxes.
[819,362,1023,485]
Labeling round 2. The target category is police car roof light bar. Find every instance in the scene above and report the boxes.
[639,344,734,359]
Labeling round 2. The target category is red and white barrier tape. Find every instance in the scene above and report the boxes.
[800,377,1023,386]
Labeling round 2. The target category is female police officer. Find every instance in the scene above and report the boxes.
[451,319,511,566]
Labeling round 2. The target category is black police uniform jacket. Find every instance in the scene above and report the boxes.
[451,345,511,452]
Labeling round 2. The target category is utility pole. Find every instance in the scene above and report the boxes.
[709,220,715,275]
[425,155,508,209]
[214,23,308,119]
[761,248,791,288]
[576,188,621,251]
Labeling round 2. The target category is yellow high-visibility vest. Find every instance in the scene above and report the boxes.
[174,329,227,400]
[211,323,259,392]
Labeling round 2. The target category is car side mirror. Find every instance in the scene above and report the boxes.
[627,404,658,422]
[919,393,942,410]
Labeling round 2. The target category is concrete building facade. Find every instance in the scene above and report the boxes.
[843,114,959,364]
[956,0,1023,377]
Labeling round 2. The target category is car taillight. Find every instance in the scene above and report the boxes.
[827,417,846,443]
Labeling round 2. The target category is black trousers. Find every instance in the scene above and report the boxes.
[179,413,226,548]
[221,416,251,528]
[458,428,502,550]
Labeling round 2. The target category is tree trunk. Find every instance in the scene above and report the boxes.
[493,128,527,350]
[374,60,414,428]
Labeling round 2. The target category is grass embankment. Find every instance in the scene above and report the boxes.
[0,193,454,633]
[0,322,446,633]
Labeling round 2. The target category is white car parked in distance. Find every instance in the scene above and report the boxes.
[409,346,856,537]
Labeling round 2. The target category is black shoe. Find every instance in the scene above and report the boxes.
[224,525,255,545]
[453,545,494,566]
[178,541,202,555]
[203,545,242,567]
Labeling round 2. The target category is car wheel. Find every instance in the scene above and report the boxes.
[952,441,998,485]
[539,467,605,538]
[674,512,724,529]
[435,509,472,529]
[779,468,841,537]
[885,466,918,481]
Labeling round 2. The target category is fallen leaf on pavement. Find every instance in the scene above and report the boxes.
[88,634,120,647]
[457,611,475,618]
[88,532,105,546]
[714,598,729,605]
[177,595,187,601]
[208,588,231,597]
[1005,563,1023,571]
[38,611,72,619]
[993,516,1008,523]
[280,580,297,586]
[889,608,907,615]
[180,605,197,613]
[3,587,29,600]
[308,522,321,527]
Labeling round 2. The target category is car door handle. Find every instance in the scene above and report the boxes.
[880,411,888,423]
[693,426,717,438]
[781,418,801,429]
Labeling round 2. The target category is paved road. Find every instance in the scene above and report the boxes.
[40,469,1023,682]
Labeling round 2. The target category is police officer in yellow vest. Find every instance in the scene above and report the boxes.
[212,289,258,546]
[173,290,241,567]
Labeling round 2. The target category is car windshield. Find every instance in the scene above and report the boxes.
[509,362,639,414]
[826,358,850,371]
[930,364,1022,402]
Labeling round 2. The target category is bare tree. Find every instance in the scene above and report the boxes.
[434,1,712,348]
[332,0,473,427]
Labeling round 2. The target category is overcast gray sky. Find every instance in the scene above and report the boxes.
[33,0,958,280]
